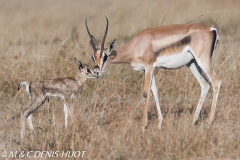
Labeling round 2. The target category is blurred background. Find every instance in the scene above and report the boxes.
[0,0,239,159]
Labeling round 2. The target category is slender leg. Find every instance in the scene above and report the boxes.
[68,100,76,122]
[63,103,69,129]
[63,100,75,125]
[27,114,34,131]
[194,58,221,124]
[151,75,163,129]
[187,60,210,124]
[21,99,44,140]
[142,67,153,131]
[205,71,221,124]
[20,110,27,141]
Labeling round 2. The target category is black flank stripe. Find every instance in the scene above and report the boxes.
[154,36,191,55]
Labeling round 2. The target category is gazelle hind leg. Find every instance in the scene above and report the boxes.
[21,104,31,141]
[20,111,26,141]
[27,114,34,131]
[21,98,44,140]
[206,70,221,124]
[187,60,210,124]
[151,75,163,129]
[20,85,32,141]
[194,58,221,124]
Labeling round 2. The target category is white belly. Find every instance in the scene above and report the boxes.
[132,63,145,71]
[154,46,194,69]
[46,93,65,99]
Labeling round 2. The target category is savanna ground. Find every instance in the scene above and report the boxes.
[0,0,239,159]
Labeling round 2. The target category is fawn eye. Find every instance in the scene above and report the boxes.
[87,68,91,73]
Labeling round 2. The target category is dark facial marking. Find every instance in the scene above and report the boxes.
[91,55,95,62]
[103,54,108,62]
[94,65,100,70]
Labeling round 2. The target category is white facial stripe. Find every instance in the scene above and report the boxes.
[92,55,96,63]
[99,53,103,70]
[100,52,107,70]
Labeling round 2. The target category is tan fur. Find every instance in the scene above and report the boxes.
[87,19,221,130]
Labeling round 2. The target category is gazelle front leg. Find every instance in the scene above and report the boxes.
[63,99,75,129]
[151,75,163,129]
[142,66,153,131]
[63,103,69,129]
[66,99,76,122]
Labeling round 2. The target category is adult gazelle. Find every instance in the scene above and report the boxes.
[85,17,221,130]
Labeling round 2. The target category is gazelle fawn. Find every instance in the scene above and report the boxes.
[18,58,96,140]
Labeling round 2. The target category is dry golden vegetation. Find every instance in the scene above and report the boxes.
[0,0,239,159]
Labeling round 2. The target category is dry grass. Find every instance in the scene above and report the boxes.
[0,0,240,159]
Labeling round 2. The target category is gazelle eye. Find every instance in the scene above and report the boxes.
[103,54,108,62]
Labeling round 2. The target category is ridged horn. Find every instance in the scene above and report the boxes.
[101,16,109,52]
[85,18,97,51]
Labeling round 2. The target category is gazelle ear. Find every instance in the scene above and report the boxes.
[74,58,84,69]
[107,39,116,55]
[85,18,98,51]
[90,35,98,51]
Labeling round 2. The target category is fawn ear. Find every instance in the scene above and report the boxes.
[74,58,84,69]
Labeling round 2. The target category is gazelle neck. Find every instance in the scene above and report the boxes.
[74,71,87,87]
[110,44,133,64]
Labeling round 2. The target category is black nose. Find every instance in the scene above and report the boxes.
[93,71,99,78]
[94,65,100,70]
